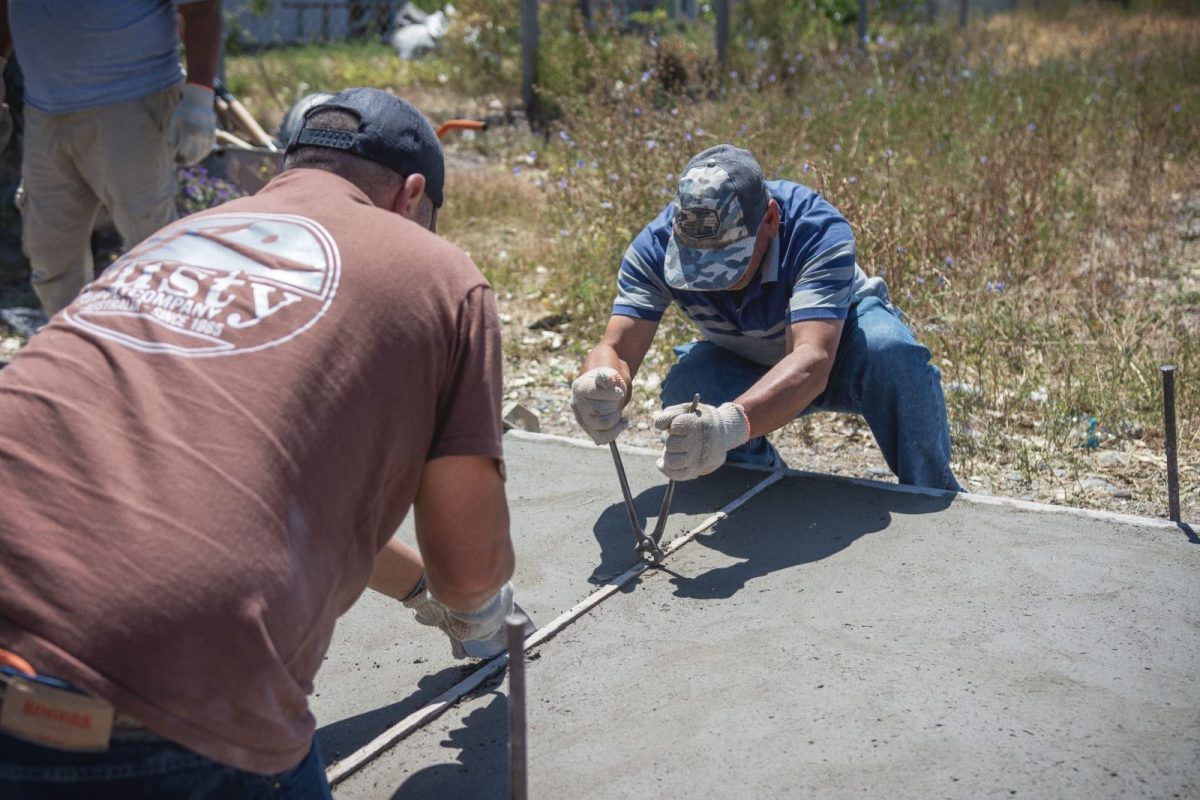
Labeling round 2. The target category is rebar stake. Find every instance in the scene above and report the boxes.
[1162,365,1180,523]
[506,614,528,800]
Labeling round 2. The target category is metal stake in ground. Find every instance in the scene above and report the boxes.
[1162,365,1180,523]
[506,614,528,800]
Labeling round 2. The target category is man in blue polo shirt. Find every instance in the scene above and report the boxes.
[571,144,961,491]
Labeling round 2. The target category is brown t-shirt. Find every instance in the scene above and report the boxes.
[0,169,505,773]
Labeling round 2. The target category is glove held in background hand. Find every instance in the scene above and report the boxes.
[653,401,750,481]
[169,83,216,166]
[404,582,516,659]
[570,367,629,445]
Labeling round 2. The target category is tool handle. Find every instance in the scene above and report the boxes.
[436,119,487,140]
[215,128,255,150]
[648,393,701,547]
[213,80,278,151]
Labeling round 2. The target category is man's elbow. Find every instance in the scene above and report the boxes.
[432,544,515,612]
[807,351,837,396]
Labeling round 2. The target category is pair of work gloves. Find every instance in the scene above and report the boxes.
[570,367,751,481]
[403,579,535,660]
[0,64,214,165]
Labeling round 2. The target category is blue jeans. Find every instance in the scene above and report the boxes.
[660,296,963,491]
[0,730,331,800]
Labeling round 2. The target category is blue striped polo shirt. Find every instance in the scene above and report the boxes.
[614,180,887,366]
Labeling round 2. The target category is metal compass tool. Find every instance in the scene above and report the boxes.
[607,394,700,564]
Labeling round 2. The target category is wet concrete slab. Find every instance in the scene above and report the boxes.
[312,433,765,765]
[327,441,1200,799]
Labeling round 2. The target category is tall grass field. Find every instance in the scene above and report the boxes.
[222,5,1195,515]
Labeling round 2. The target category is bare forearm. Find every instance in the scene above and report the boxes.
[414,456,515,613]
[367,537,425,601]
[179,0,220,87]
[736,343,832,437]
[580,316,659,409]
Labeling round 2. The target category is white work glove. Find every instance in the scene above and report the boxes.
[570,367,629,445]
[169,84,217,166]
[404,581,532,659]
[653,401,751,481]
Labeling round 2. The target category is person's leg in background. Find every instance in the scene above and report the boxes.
[18,106,102,317]
[659,340,784,468]
[83,86,180,264]
[811,296,963,491]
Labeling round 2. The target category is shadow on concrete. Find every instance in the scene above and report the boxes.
[317,664,473,764]
[389,691,508,800]
[661,474,955,600]
[1179,522,1198,545]
[587,465,762,585]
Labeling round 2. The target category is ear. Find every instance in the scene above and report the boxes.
[391,173,427,219]
[763,199,781,238]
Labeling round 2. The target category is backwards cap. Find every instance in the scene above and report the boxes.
[285,87,445,208]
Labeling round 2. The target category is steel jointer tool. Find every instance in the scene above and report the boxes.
[607,394,700,564]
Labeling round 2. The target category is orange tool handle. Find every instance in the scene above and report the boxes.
[436,119,487,140]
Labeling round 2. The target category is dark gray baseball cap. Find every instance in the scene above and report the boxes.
[285,87,445,208]
[664,144,769,291]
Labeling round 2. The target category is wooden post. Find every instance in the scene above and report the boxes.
[959,0,969,29]
[858,0,868,47]
[578,0,592,32]
[521,0,541,125]
[715,0,730,71]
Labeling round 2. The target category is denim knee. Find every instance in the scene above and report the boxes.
[866,336,935,388]
[659,342,765,409]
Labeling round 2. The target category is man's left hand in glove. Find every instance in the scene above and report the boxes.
[653,400,751,481]
[169,83,216,166]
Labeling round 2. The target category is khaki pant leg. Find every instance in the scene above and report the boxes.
[78,85,181,256]
[19,107,102,317]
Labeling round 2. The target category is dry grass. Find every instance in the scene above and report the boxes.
[220,6,1199,517]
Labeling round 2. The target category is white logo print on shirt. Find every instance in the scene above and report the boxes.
[65,213,341,357]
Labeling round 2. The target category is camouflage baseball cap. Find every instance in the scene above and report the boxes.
[664,144,769,291]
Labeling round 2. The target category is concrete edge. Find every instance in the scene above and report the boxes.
[504,430,1192,534]
[505,428,664,458]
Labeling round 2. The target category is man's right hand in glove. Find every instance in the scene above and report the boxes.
[405,580,534,659]
[571,367,629,445]
[654,400,750,481]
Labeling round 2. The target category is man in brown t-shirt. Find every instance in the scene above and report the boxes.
[0,88,519,796]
